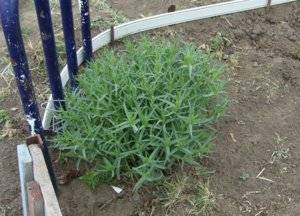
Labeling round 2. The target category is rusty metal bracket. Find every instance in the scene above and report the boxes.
[110,25,115,46]
[266,0,272,14]
[25,133,58,194]
[168,5,176,13]
[267,0,272,7]
[26,134,44,148]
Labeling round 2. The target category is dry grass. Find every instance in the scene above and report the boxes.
[161,175,216,216]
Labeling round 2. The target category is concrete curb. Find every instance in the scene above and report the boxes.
[17,144,34,216]
[17,144,62,216]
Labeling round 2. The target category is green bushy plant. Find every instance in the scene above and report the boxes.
[54,37,227,191]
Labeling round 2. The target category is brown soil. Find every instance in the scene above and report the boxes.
[59,1,300,215]
[0,0,299,216]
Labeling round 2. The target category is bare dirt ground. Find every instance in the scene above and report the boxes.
[0,0,299,216]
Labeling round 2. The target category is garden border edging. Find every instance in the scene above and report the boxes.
[42,0,295,129]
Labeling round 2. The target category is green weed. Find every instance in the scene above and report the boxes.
[0,109,9,125]
[210,32,231,53]
[54,37,227,191]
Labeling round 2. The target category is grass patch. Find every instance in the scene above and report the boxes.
[54,37,227,191]
[190,181,216,215]
[0,109,9,125]
[160,175,215,216]
[0,109,15,140]
[161,175,190,213]
[90,0,128,29]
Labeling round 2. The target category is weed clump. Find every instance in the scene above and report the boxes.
[54,37,227,191]
[0,110,9,125]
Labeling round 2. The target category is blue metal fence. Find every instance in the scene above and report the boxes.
[79,0,93,61]
[34,0,66,110]
[0,0,92,189]
[59,0,78,89]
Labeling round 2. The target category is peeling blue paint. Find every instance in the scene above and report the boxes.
[79,0,92,61]
[33,0,65,110]
[0,0,43,135]
[59,0,78,89]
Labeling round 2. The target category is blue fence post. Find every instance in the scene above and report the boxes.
[33,0,65,109]
[79,0,93,61]
[0,0,57,192]
[0,0,43,134]
[59,0,78,90]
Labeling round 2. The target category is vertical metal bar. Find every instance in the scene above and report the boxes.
[59,0,78,89]
[0,0,43,134]
[0,0,57,192]
[33,0,65,109]
[79,0,93,61]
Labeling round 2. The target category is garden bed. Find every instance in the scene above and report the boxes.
[1,1,299,216]
[53,2,300,216]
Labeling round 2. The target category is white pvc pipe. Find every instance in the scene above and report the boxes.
[42,0,295,129]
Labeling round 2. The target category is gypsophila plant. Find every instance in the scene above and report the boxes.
[54,37,227,191]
